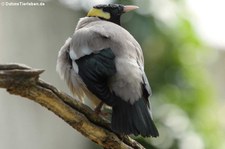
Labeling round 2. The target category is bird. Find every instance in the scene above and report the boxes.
[56,4,159,137]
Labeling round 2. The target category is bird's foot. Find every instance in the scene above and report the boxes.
[94,102,111,119]
[94,102,104,115]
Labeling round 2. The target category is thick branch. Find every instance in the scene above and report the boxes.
[0,63,145,149]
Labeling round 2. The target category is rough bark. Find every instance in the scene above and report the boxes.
[0,63,145,149]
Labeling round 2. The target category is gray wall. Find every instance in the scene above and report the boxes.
[0,1,97,149]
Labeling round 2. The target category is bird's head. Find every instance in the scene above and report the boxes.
[87,4,139,25]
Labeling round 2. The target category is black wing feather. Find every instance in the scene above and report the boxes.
[75,48,117,106]
[75,48,159,137]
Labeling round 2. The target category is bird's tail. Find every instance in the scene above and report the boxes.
[111,98,159,137]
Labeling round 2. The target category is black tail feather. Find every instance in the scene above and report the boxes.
[111,98,159,137]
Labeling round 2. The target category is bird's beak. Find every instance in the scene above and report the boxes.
[123,5,139,13]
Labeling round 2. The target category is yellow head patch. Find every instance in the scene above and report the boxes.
[87,8,110,19]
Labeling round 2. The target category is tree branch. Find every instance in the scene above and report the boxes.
[0,63,145,149]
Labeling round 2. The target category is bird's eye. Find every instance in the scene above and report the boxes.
[102,5,124,15]
[102,7,108,12]
[111,7,123,15]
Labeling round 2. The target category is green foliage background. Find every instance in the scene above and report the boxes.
[88,0,223,148]
[117,0,223,149]
[75,0,224,148]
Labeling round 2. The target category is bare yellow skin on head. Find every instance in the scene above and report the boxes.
[87,8,110,19]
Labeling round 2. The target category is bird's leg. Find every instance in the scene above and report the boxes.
[94,101,104,115]
[94,102,111,118]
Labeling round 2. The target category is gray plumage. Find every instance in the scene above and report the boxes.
[56,17,158,137]
[57,17,148,103]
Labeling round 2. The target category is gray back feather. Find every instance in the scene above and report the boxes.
[57,17,152,105]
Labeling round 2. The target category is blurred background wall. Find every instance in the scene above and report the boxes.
[0,0,224,149]
[0,0,98,149]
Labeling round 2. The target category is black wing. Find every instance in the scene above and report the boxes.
[75,48,117,106]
